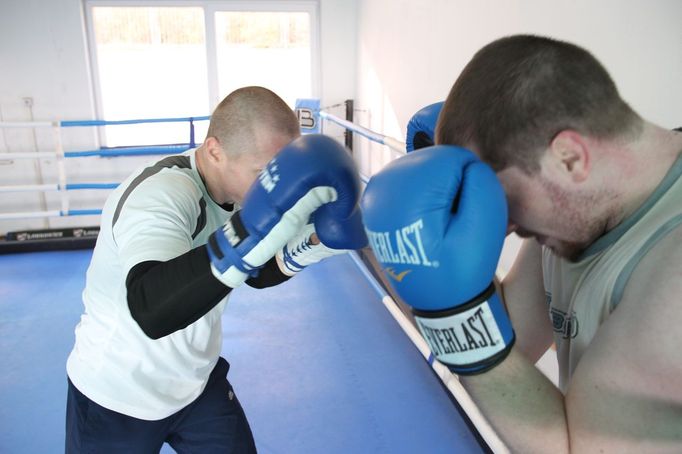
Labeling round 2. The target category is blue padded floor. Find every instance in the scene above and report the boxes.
[0,250,487,453]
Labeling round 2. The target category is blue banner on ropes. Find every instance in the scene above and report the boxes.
[294,98,321,134]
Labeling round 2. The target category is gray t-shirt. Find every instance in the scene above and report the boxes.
[543,153,682,392]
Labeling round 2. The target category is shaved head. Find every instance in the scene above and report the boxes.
[207,86,300,157]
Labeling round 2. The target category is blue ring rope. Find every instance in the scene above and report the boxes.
[64,183,119,190]
[65,144,192,158]
[60,116,210,127]
[60,209,103,216]
[32,110,368,218]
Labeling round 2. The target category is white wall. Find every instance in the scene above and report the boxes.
[354,0,682,273]
[0,0,99,233]
[0,0,357,235]
[355,0,682,174]
[2,0,678,237]
[318,0,357,145]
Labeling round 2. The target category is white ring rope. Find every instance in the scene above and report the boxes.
[349,252,509,453]
[0,152,59,160]
[320,110,508,451]
[0,121,55,128]
[319,111,407,154]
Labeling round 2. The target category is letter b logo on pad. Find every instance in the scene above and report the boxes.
[294,98,321,134]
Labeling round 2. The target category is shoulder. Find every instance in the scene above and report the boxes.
[125,166,203,213]
[617,221,682,343]
[621,220,682,306]
[138,164,201,194]
[568,223,682,393]
[111,164,205,238]
[586,222,682,378]
[564,224,682,451]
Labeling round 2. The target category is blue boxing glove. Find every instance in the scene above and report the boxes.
[405,102,443,152]
[361,145,515,375]
[277,209,367,276]
[207,134,360,288]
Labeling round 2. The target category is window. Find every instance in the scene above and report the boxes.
[86,2,318,148]
[90,6,209,146]
[215,11,312,107]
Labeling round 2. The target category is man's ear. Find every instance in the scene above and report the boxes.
[204,137,225,164]
[548,130,590,183]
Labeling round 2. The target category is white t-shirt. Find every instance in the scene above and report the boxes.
[67,149,235,420]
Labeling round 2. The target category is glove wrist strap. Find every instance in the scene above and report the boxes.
[412,283,515,375]
[206,212,261,288]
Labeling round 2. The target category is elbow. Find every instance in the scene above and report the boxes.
[127,296,167,340]
[140,322,167,341]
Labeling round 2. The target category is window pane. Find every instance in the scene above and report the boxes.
[215,12,312,108]
[92,7,209,146]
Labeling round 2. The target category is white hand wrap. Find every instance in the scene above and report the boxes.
[276,224,346,276]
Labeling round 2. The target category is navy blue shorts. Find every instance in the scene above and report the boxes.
[65,357,257,453]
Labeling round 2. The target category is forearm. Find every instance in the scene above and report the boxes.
[460,347,569,454]
[497,281,553,363]
[497,239,554,363]
[126,246,231,339]
[126,246,289,339]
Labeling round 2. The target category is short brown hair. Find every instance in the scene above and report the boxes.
[436,35,641,173]
[207,86,300,156]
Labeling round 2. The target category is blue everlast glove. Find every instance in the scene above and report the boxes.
[277,208,367,276]
[207,134,360,288]
[405,102,443,152]
[361,145,515,375]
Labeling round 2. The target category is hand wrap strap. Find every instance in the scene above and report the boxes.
[277,224,342,276]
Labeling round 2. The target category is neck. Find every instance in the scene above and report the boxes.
[195,144,232,205]
[603,122,682,231]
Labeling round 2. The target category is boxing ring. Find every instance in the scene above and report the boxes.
[0,103,508,453]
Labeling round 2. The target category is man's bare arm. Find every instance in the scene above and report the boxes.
[500,239,553,363]
[566,225,682,452]
[461,227,682,453]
